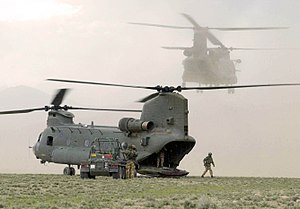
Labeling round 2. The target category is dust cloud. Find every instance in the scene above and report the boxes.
[0,0,299,177]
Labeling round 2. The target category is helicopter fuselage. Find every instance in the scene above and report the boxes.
[182,50,238,86]
[32,92,196,177]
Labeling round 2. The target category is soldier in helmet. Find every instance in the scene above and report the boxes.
[201,152,215,178]
[123,144,138,179]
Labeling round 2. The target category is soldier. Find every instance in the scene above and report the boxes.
[157,147,167,168]
[123,144,138,179]
[201,152,215,178]
[90,144,96,155]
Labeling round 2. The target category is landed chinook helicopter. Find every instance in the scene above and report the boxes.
[1,79,300,177]
[130,13,288,92]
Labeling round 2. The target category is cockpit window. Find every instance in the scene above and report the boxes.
[47,136,53,146]
[37,133,42,142]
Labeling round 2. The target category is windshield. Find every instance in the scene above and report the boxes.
[98,141,117,153]
[91,138,119,155]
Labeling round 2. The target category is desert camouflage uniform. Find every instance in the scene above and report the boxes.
[201,153,215,178]
[123,145,138,179]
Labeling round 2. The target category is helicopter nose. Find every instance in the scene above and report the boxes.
[32,144,35,154]
[32,143,37,155]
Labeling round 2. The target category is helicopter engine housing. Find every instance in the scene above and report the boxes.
[118,117,154,132]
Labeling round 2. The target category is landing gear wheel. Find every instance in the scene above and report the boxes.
[63,167,71,175]
[70,167,75,176]
[63,167,75,176]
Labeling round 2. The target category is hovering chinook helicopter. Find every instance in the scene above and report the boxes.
[129,13,288,92]
[1,79,300,177]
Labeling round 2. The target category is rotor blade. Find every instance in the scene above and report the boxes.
[181,83,300,91]
[162,46,190,50]
[138,93,159,103]
[181,13,202,29]
[228,47,300,51]
[128,22,193,29]
[0,107,46,115]
[209,27,289,31]
[129,22,288,31]
[181,13,225,47]
[69,107,142,112]
[47,79,158,91]
[48,79,300,93]
[180,13,288,32]
[205,30,225,47]
[51,88,69,106]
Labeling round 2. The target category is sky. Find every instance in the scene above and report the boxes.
[0,0,299,177]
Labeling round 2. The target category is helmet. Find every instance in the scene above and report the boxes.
[130,145,136,150]
[208,152,212,156]
[121,142,128,150]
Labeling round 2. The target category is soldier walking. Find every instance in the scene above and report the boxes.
[201,152,215,178]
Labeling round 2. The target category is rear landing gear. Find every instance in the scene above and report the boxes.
[63,166,75,176]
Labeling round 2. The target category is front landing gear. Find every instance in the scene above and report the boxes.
[63,166,75,176]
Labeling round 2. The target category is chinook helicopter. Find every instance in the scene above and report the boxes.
[130,13,288,92]
[1,79,300,177]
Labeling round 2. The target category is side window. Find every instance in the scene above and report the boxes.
[47,136,53,146]
[37,133,42,142]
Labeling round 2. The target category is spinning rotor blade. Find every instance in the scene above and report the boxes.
[180,13,232,47]
[47,78,158,91]
[227,47,300,51]
[130,14,288,48]
[138,93,160,103]
[210,27,289,31]
[0,88,69,115]
[162,46,190,50]
[69,107,142,112]
[0,86,142,115]
[0,106,142,115]
[128,22,193,29]
[48,78,185,93]
[0,107,46,115]
[181,13,225,47]
[129,22,288,32]
[51,88,69,106]
[179,14,288,32]
[181,83,300,91]
[48,78,300,93]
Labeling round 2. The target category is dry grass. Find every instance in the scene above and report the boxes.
[0,174,299,208]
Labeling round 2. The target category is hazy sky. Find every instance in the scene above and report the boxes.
[0,0,299,177]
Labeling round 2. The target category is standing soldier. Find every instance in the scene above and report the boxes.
[201,152,215,178]
[123,144,138,179]
[157,147,167,168]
